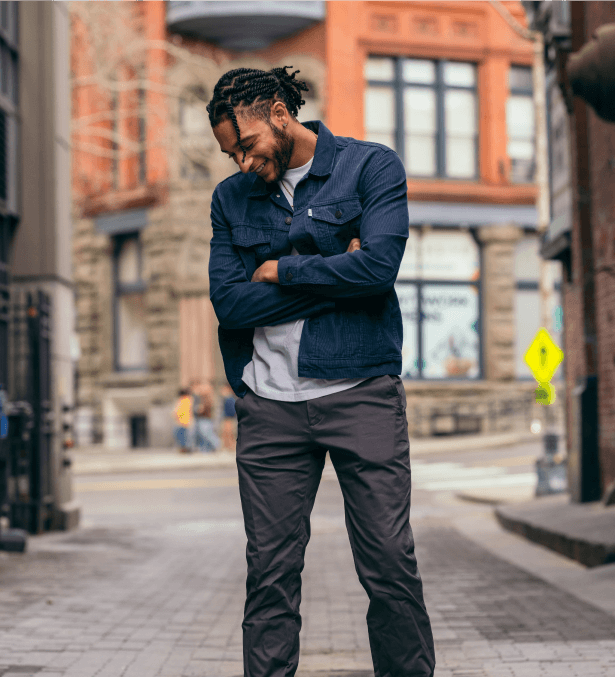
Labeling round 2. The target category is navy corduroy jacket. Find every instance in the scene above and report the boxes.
[208,121,409,398]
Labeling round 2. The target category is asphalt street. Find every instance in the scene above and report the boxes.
[0,442,614,677]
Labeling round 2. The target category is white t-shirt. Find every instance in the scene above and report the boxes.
[241,157,367,402]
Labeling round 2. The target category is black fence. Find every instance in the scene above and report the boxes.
[0,289,55,533]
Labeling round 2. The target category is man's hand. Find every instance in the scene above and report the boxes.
[347,238,361,253]
[251,239,359,283]
[251,259,279,283]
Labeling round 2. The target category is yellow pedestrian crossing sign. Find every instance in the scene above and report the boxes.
[524,328,564,405]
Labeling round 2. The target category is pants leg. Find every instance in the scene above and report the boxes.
[235,389,326,677]
[196,418,220,452]
[311,376,436,677]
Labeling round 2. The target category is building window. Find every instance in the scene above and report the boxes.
[0,2,18,215]
[396,228,481,379]
[0,2,18,107]
[365,56,478,179]
[179,85,209,181]
[507,66,535,183]
[113,233,147,371]
[0,216,12,390]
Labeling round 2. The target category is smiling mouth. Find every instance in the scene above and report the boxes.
[255,161,266,174]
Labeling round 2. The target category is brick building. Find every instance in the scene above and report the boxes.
[71,1,563,449]
[528,0,615,502]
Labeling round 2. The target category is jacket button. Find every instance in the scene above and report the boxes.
[285,272,293,281]
[285,216,292,225]
[335,209,342,218]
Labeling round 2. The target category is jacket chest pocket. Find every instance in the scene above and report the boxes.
[309,198,363,255]
[231,225,289,278]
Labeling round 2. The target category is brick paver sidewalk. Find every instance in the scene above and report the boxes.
[0,479,613,677]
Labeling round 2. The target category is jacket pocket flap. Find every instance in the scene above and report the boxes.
[231,226,271,248]
[311,199,362,224]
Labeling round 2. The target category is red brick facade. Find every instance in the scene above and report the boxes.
[561,2,615,495]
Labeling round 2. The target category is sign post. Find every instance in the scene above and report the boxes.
[524,328,566,495]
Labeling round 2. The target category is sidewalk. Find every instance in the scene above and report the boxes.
[68,431,615,572]
[70,430,540,476]
[495,494,615,568]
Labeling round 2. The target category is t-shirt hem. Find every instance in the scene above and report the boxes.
[240,375,368,402]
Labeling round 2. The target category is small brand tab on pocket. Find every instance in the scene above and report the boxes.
[308,209,312,217]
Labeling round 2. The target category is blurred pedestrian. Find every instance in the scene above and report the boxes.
[173,388,193,454]
[207,67,435,677]
[190,380,220,453]
[220,384,236,452]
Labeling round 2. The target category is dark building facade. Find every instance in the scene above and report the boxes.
[526,0,615,502]
[0,2,79,532]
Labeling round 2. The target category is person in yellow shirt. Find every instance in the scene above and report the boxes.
[173,388,193,453]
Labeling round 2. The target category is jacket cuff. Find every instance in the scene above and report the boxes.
[277,256,299,287]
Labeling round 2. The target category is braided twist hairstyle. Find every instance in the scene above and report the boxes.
[207,66,309,161]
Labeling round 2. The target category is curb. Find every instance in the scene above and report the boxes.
[495,495,615,568]
[72,451,238,476]
[409,431,540,456]
[71,431,542,476]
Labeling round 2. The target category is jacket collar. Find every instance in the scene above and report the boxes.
[248,120,336,198]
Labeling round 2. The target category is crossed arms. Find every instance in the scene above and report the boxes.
[208,149,409,331]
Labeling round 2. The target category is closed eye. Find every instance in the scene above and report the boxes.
[226,143,253,159]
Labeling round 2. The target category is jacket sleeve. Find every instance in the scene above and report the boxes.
[208,187,335,330]
[276,149,409,298]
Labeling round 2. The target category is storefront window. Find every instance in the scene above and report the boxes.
[397,228,480,379]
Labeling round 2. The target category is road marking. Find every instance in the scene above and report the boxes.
[75,476,239,492]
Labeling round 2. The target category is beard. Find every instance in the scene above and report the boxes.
[268,124,295,183]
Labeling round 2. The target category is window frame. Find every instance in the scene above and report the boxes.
[112,231,147,372]
[366,56,479,180]
[396,226,483,380]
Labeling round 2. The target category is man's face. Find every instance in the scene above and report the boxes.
[213,111,294,183]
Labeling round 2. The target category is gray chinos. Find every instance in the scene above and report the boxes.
[234,375,436,677]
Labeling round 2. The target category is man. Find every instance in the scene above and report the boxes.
[219,383,237,452]
[207,66,435,677]
[190,380,220,453]
[173,388,193,454]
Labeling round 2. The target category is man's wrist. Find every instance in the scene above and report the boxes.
[269,260,279,284]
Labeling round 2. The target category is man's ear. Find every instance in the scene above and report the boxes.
[271,100,289,128]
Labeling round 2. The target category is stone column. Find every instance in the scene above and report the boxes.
[477,224,524,381]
